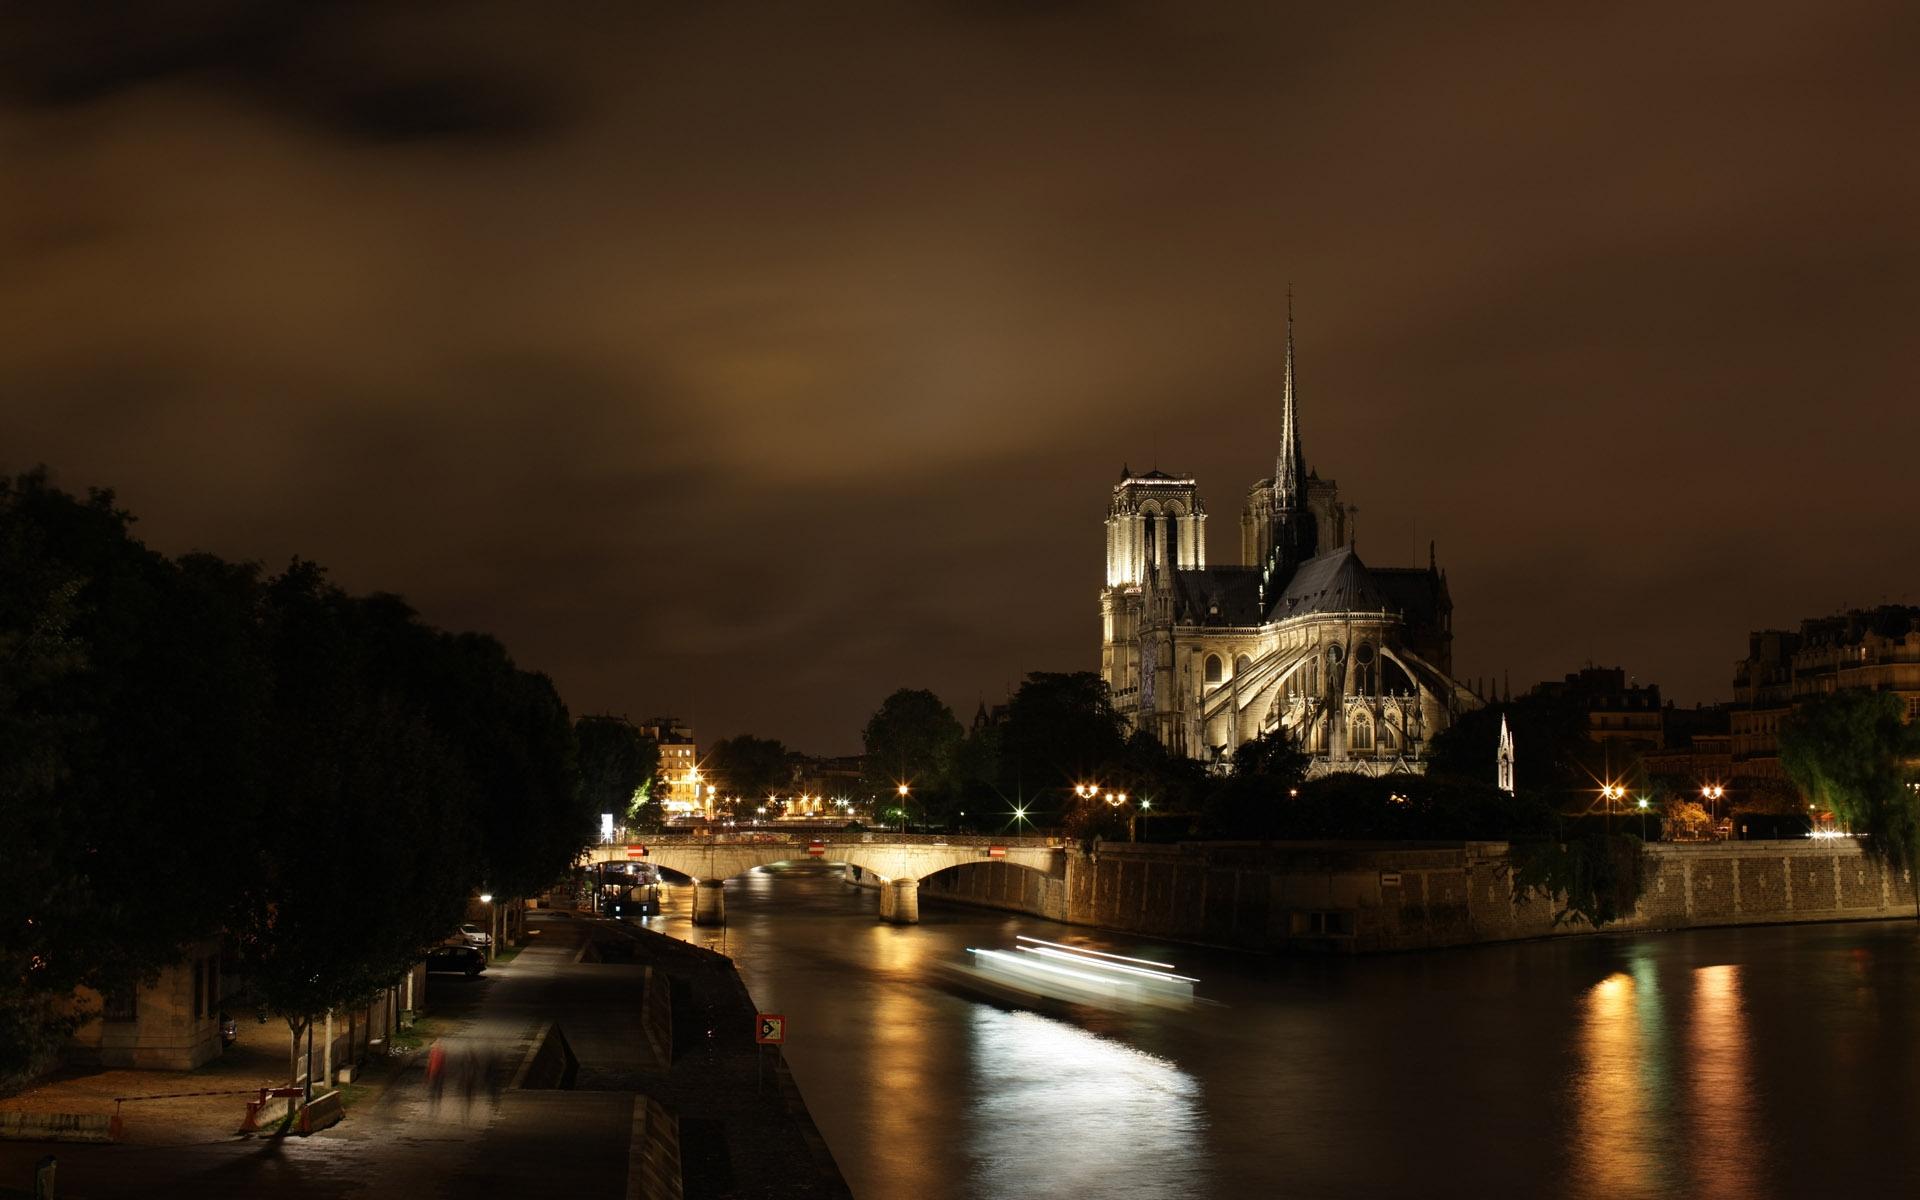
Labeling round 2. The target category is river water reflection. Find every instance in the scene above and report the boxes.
[634,864,1920,1199]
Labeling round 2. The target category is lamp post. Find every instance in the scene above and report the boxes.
[480,892,496,961]
[1701,783,1725,836]
[1636,796,1650,841]
[1600,783,1626,833]
[896,783,911,833]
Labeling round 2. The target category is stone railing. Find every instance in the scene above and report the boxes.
[637,831,1061,849]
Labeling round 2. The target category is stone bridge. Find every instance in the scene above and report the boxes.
[581,832,1065,926]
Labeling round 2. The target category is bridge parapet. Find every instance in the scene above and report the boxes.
[578,835,1065,925]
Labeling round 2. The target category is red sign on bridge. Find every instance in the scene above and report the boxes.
[807,841,826,857]
[625,845,648,859]
[987,845,1007,858]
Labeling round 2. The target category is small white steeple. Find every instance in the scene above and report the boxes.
[1497,714,1515,795]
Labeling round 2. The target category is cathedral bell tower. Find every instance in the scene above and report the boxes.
[1100,467,1205,725]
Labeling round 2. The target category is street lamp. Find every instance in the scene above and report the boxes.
[1600,783,1627,833]
[1701,783,1726,832]
[896,783,911,833]
[479,893,496,961]
[1636,796,1650,841]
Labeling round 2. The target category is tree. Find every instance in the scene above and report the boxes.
[1426,693,1609,807]
[1,472,596,1097]
[1782,689,1920,913]
[1196,727,1311,839]
[862,689,964,828]
[0,473,270,1088]
[707,734,792,802]
[576,716,660,831]
[996,672,1130,824]
[238,563,480,1089]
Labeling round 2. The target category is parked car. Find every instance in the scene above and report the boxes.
[426,946,486,977]
[458,922,492,947]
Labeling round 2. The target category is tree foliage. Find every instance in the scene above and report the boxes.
[707,733,792,801]
[862,688,964,826]
[995,672,1130,822]
[576,716,659,828]
[1782,688,1920,904]
[0,471,593,1092]
[1426,693,1612,806]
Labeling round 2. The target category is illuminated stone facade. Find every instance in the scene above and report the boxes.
[639,717,703,815]
[1098,309,1476,774]
[1732,606,1920,786]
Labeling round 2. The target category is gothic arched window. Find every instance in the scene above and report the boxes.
[1350,713,1373,751]
[1354,643,1377,694]
[1235,654,1253,680]
[1204,654,1223,687]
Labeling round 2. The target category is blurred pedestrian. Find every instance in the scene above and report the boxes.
[425,1039,447,1109]
[459,1045,479,1118]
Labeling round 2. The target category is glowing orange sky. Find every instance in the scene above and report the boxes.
[4,2,1915,751]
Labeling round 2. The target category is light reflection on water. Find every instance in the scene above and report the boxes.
[1690,964,1761,1200]
[964,1007,1205,1199]
[1571,967,1668,1198]
[638,865,1920,1199]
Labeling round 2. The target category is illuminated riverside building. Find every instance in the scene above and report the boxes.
[638,716,704,816]
[1731,606,1920,786]
[1098,305,1476,774]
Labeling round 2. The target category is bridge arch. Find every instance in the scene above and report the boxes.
[583,836,1062,926]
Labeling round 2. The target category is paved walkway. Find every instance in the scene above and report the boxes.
[1,912,847,1199]
[0,923,634,1197]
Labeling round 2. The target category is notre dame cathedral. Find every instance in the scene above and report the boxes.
[1098,308,1477,775]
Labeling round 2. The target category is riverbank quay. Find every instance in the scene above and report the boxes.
[590,914,851,1199]
[0,912,845,1198]
[919,837,1917,953]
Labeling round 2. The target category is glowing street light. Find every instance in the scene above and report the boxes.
[1701,783,1726,830]
[1599,782,1627,834]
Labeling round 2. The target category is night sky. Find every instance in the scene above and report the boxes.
[5,3,1916,752]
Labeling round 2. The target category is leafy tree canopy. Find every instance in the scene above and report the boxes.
[576,715,660,826]
[862,688,964,822]
[1426,693,1614,807]
[708,733,793,800]
[1782,688,1920,896]
[0,471,596,1092]
[996,672,1130,814]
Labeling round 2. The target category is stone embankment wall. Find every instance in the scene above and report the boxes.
[918,840,1917,953]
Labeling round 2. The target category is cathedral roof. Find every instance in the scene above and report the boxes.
[1370,566,1449,623]
[1269,546,1390,618]
[1169,567,1264,625]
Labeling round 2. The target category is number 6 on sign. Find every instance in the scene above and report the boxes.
[756,1013,786,1044]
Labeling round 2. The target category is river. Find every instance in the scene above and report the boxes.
[632,862,1920,1199]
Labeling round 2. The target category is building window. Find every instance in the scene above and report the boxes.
[1235,654,1253,679]
[1205,655,1223,686]
[1351,715,1373,751]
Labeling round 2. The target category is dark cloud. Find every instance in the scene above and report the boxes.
[3,1,1916,751]
[0,2,561,141]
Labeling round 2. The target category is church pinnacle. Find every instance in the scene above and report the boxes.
[1276,288,1305,507]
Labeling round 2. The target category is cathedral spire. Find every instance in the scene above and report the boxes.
[1497,714,1516,794]
[1276,287,1305,507]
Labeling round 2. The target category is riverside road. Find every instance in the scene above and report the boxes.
[644,861,1920,1200]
